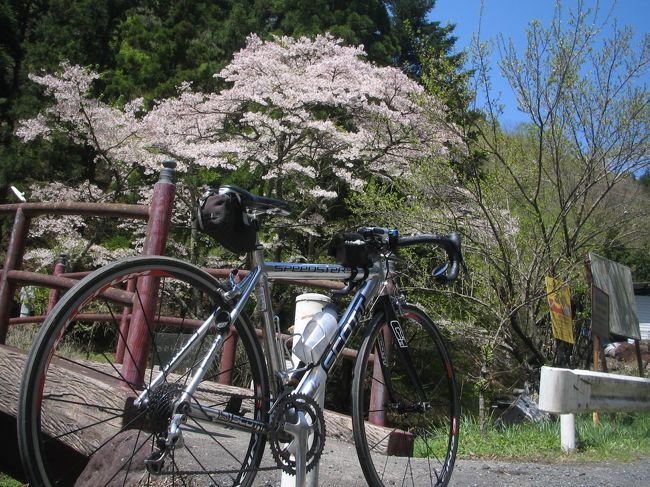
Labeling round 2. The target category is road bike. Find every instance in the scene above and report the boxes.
[18,185,463,487]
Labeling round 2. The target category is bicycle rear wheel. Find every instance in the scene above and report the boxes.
[18,256,269,487]
[351,304,459,487]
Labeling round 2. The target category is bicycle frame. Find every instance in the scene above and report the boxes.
[134,245,389,437]
[255,249,385,397]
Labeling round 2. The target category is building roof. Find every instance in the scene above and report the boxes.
[634,282,650,295]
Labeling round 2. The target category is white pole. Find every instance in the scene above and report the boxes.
[281,293,331,487]
[560,413,576,452]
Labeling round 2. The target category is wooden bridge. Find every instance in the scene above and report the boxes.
[0,162,177,482]
[0,162,407,484]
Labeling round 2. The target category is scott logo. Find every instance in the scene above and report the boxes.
[389,320,407,348]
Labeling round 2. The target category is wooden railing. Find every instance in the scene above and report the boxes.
[0,161,176,345]
[0,161,390,430]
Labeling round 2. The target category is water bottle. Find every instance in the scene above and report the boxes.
[293,305,338,365]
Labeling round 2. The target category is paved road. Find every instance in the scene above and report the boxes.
[251,436,650,486]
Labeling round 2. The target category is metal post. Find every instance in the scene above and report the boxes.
[592,334,602,425]
[122,161,177,386]
[0,207,32,344]
[46,254,68,314]
[560,413,576,452]
[584,255,602,425]
[634,339,644,378]
[281,293,330,487]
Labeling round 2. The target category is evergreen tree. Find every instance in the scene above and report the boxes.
[387,0,459,76]
[0,0,462,212]
[272,0,396,65]
[103,1,280,100]
[0,0,139,204]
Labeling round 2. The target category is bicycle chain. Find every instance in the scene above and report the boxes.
[268,392,326,475]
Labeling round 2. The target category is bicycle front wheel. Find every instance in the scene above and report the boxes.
[18,256,269,487]
[351,304,459,487]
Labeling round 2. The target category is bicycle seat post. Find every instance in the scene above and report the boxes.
[250,246,286,381]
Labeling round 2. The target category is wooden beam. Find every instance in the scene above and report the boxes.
[0,345,403,458]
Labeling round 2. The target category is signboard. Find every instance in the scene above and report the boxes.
[545,277,574,344]
[589,253,640,340]
[591,285,610,339]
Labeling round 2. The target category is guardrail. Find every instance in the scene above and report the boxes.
[538,366,650,451]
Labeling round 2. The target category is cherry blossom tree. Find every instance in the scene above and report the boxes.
[23,181,137,271]
[18,34,457,260]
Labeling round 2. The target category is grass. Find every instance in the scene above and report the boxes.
[454,412,650,462]
[0,473,22,487]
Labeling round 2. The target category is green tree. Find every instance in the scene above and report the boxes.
[272,0,396,65]
[356,2,650,390]
[0,0,139,207]
[460,4,650,373]
[102,1,280,101]
[387,0,459,76]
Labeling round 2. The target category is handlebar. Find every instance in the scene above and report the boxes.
[357,227,467,285]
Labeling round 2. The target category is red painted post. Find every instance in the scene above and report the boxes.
[115,277,136,364]
[218,272,243,385]
[369,324,391,426]
[46,254,68,314]
[121,161,177,386]
[218,327,239,385]
[0,207,32,344]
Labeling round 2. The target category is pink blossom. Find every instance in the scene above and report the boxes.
[17,36,459,240]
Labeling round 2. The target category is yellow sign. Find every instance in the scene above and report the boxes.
[545,277,574,344]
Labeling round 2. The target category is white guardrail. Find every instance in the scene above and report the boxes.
[538,366,650,451]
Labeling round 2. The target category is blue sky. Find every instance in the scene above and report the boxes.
[430,0,650,127]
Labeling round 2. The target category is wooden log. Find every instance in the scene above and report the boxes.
[0,345,260,455]
[0,345,26,417]
[0,345,401,458]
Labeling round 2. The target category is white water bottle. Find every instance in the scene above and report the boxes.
[293,304,338,365]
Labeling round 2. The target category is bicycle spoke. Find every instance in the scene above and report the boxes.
[19,257,269,487]
[353,305,459,487]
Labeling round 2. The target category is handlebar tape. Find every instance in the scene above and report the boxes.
[397,232,464,284]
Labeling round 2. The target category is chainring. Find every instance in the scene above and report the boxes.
[269,392,326,475]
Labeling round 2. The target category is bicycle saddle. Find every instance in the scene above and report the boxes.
[219,185,291,215]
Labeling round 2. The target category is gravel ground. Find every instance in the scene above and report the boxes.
[252,436,650,487]
[449,457,650,487]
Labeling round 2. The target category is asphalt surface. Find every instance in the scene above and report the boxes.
[251,436,650,486]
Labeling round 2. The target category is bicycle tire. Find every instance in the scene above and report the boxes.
[351,304,459,487]
[18,256,270,487]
